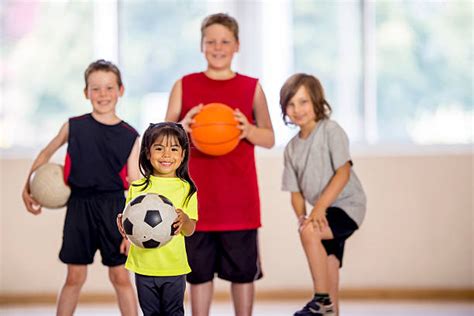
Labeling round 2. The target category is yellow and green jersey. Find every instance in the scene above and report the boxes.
[125,175,198,276]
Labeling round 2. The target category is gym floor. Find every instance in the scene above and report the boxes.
[1,300,473,315]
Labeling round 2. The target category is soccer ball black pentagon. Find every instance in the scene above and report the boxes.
[122,193,177,249]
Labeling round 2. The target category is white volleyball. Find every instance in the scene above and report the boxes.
[30,163,71,209]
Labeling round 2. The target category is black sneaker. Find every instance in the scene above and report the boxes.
[294,297,335,316]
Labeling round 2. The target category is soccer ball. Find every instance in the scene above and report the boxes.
[122,193,178,249]
[29,163,71,209]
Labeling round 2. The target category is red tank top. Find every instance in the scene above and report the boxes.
[181,72,261,231]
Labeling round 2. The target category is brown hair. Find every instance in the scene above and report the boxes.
[279,73,332,125]
[84,59,123,90]
[201,13,239,44]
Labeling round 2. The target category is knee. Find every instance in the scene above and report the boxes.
[109,267,131,287]
[65,270,87,287]
[299,224,321,244]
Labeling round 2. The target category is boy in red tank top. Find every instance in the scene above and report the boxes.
[166,13,274,316]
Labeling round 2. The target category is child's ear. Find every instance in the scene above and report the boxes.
[119,85,125,96]
[83,88,89,99]
[235,41,240,53]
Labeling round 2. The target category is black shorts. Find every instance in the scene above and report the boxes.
[59,191,127,266]
[185,230,263,284]
[322,207,358,267]
[135,274,186,316]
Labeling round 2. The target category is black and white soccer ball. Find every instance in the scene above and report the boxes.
[122,193,177,249]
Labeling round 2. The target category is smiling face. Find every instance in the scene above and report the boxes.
[285,85,317,130]
[202,23,239,71]
[84,70,124,115]
[148,134,184,178]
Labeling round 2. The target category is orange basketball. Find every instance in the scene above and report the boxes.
[190,103,241,156]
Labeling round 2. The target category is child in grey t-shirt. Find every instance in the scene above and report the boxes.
[279,73,366,316]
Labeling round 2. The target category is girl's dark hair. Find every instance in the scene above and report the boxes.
[279,73,332,125]
[84,59,123,90]
[135,122,196,206]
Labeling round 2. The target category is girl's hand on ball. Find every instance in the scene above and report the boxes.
[180,104,203,132]
[173,209,188,235]
[119,238,130,255]
[234,108,255,139]
[116,213,127,239]
[172,209,184,235]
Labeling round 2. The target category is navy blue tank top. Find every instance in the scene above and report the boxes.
[64,113,138,193]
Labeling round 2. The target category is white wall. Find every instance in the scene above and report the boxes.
[0,153,473,294]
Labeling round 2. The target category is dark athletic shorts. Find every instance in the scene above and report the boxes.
[135,274,186,316]
[59,191,127,266]
[323,207,358,267]
[185,229,263,284]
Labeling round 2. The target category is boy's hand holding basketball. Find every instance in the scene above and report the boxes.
[179,104,203,132]
[234,108,255,139]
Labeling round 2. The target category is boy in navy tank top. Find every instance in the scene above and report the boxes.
[22,60,139,315]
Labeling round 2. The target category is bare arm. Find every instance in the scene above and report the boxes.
[291,191,307,226]
[234,83,275,148]
[306,162,351,228]
[165,80,183,123]
[22,122,69,215]
[173,209,196,237]
[126,137,141,183]
[165,80,203,132]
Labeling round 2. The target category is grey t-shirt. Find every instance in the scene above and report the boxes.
[282,119,366,226]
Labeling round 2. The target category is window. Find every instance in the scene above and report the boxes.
[289,0,472,145]
[118,0,208,129]
[1,1,94,151]
[291,0,364,143]
[374,0,472,144]
[1,0,471,155]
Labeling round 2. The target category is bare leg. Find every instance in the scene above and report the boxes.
[327,255,340,315]
[299,224,333,293]
[56,264,87,316]
[108,265,138,316]
[190,281,213,316]
[231,282,254,316]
